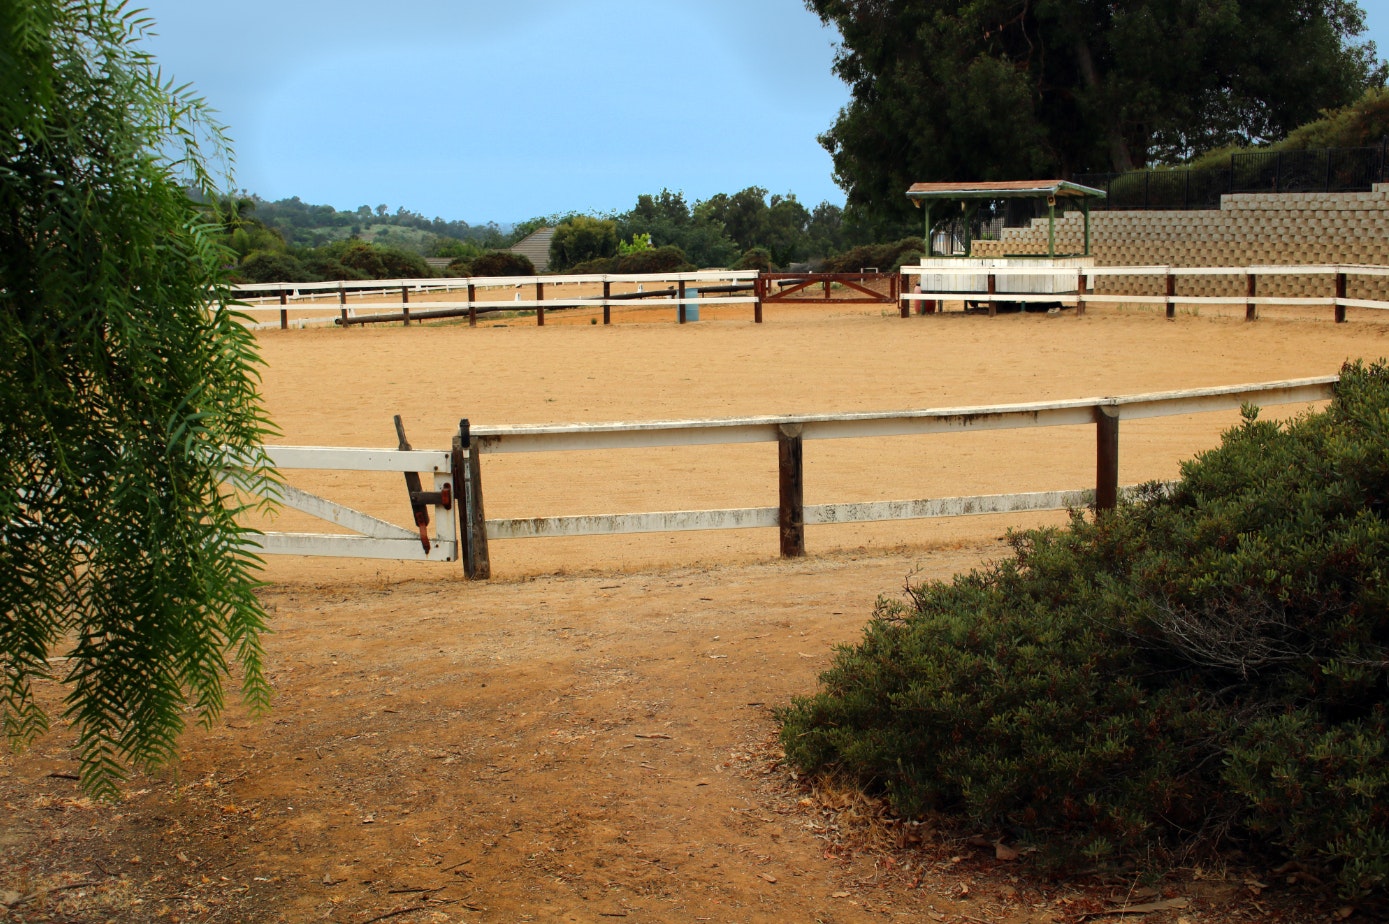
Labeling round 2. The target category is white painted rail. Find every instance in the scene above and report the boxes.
[455,376,1339,578]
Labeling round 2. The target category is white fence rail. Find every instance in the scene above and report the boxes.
[454,376,1339,579]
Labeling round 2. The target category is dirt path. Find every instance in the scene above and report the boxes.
[3,304,1382,923]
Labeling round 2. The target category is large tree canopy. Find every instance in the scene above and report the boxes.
[1,0,277,797]
[808,0,1385,230]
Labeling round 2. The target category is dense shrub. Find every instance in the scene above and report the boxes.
[820,237,925,273]
[549,215,619,271]
[235,250,310,284]
[780,360,1389,897]
[732,247,772,272]
[614,245,693,274]
[452,250,535,277]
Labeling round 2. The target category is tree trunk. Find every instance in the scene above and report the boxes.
[1073,36,1134,172]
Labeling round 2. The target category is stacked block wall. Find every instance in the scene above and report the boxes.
[970,185,1389,301]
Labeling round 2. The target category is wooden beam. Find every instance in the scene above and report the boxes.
[1335,271,1347,323]
[463,420,491,580]
[1095,406,1120,511]
[778,423,805,557]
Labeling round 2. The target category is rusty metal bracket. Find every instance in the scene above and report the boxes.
[394,414,432,553]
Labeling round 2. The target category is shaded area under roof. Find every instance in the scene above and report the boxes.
[906,179,1107,201]
[905,180,1106,258]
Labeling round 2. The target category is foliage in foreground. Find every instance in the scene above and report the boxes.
[780,361,1389,897]
[1,0,277,797]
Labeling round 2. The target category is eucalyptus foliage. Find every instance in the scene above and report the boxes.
[1,0,277,798]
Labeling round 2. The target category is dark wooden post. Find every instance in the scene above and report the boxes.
[401,285,411,326]
[459,418,491,580]
[467,282,477,327]
[1245,272,1257,321]
[451,424,469,574]
[279,289,288,330]
[778,423,805,558]
[899,272,910,318]
[678,280,687,324]
[987,273,997,318]
[338,283,348,327]
[754,276,764,324]
[1165,272,1176,320]
[1095,405,1120,511]
[535,281,545,326]
[1076,269,1086,317]
[1335,271,1348,323]
[603,280,612,325]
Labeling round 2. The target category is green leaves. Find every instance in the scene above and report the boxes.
[781,360,1389,896]
[1,0,276,799]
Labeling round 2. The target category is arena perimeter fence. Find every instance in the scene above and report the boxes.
[242,377,1338,578]
[232,264,1389,329]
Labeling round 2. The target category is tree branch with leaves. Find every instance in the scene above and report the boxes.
[1,0,278,799]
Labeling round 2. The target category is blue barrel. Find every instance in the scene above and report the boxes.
[685,287,700,322]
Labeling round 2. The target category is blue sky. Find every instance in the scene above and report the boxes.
[136,0,850,226]
[136,0,1388,228]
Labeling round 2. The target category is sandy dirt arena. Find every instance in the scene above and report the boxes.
[4,302,1387,924]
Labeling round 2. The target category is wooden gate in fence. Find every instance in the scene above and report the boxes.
[754,272,901,308]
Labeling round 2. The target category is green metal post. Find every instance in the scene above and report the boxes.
[1082,199,1091,256]
[1047,199,1056,258]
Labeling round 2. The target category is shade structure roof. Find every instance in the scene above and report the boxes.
[906,179,1106,201]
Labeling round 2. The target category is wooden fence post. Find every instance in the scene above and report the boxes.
[1165,271,1176,320]
[754,275,764,324]
[987,273,997,318]
[279,289,288,330]
[1245,272,1257,321]
[1095,405,1120,511]
[678,280,688,324]
[467,282,477,327]
[778,423,805,558]
[1076,269,1086,317]
[899,272,910,318]
[451,423,469,575]
[338,283,348,327]
[459,418,491,580]
[603,280,612,325]
[401,285,410,326]
[1335,271,1348,323]
[535,281,545,326]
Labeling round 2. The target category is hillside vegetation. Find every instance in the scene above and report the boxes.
[781,360,1389,900]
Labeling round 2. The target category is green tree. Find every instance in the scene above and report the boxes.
[807,0,1385,229]
[1,0,277,798]
[549,215,620,271]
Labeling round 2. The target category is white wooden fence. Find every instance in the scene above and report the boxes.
[900,263,1389,319]
[454,376,1339,579]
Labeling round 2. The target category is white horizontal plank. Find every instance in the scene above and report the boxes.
[266,446,453,473]
[1076,294,1171,305]
[907,292,1081,303]
[487,506,778,539]
[248,532,457,561]
[1340,298,1389,310]
[265,482,419,541]
[806,489,1095,524]
[472,377,1340,454]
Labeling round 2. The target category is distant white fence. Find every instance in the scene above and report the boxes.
[901,263,1389,319]
[232,264,1389,330]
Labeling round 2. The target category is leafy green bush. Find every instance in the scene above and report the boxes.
[615,246,693,274]
[820,237,925,273]
[452,250,535,277]
[732,247,772,272]
[549,215,619,271]
[235,250,310,284]
[780,360,1389,897]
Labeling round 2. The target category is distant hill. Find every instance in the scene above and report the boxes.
[243,195,510,255]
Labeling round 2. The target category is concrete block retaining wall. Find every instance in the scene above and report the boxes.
[971,185,1389,301]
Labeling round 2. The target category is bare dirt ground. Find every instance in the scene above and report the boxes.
[5,302,1387,924]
